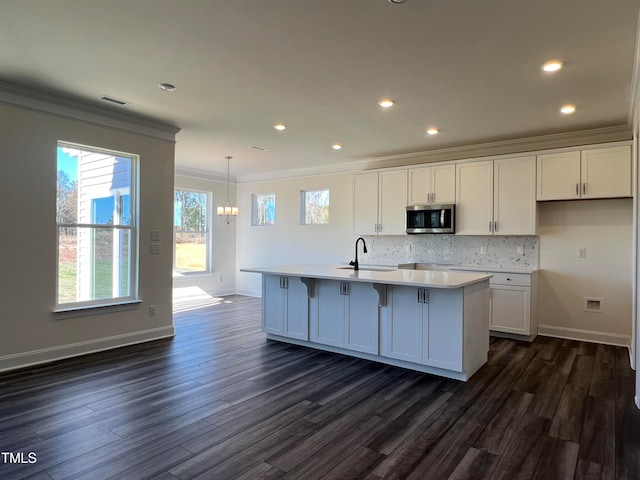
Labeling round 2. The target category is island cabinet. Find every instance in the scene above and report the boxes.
[310,279,379,354]
[262,275,310,340]
[536,145,631,200]
[381,285,467,372]
[455,156,536,235]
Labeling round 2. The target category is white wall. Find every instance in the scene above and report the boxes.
[538,199,633,346]
[0,96,176,371]
[173,173,237,297]
[236,173,354,295]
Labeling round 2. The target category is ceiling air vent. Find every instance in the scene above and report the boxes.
[100,95,128,106]
[249,145,269,151]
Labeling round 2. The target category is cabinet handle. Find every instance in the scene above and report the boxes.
[489,221,493,233]
[432,193,435,203]
[423,289,429,304]
[494,221,498,232]
[583,183,586,195]
[378,223,382,233]
[279,277,288,289]
[576,183,579,195]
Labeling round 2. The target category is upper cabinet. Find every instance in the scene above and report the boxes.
[537,145,631,201]
[353,169,407,235]
[408,164,456,206]
[456,156,536,235]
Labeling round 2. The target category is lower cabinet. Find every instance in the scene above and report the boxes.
[489,272,538,339]
[310,279,379,354]
[262,275,310,340]
[380,285,464,372]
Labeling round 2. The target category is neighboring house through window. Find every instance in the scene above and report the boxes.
[174,189,211,274]
[56,142,138,308]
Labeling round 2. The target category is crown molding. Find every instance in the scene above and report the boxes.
[175,165,237,184]
[234,125,632,183]
[0,80,180,142]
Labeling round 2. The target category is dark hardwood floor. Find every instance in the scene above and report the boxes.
[1,295,639,480]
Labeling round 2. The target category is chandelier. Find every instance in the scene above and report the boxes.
[217,155,238,223]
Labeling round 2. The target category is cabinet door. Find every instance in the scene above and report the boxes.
[424,288,463,371]
[312,280,345,347]
[408,167,430,205]
[353,172,379,235]
[378,170,408,234]
[581,146,631,199]
[490,285,530,335]
[263,275,284,335]
[455,161,494,235]
[493,156,536,235]
[382,285,424,363]
[284,277,309,340]
[345,282,379,354]
[536,151,581,200]
[431,164,456,205]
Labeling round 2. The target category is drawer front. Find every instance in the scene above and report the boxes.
[490,272,530,287]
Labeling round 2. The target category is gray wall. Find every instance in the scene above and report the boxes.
[0,96,176,370]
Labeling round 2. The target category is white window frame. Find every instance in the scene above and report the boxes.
[300,188,330,225]
[173,188,212,275]
[55,141,139,311]
[252,193,276,226]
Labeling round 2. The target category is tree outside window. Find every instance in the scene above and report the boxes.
[174,189,210,273]
[301,189,329,225]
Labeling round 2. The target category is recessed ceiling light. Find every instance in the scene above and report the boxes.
[274,123,286,131]
[332,144,342,150]
[426,128,439,135]
[158,83,176,92]
[560,104,576,114]
[378,99,395,108]
[542,60,563,73]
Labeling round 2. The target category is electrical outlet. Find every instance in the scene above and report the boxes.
[577,247,586,258]
[404,244,411,253]
[148,305,156,317]
[517,245,524,256]
[480,245,487,255]
[150,243,161,254]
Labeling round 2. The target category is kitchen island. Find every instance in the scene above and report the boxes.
[241,265,492,381]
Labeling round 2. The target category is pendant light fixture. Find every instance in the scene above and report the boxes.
[217,156,238,223]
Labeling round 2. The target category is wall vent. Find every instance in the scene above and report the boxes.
[583,297,604,313]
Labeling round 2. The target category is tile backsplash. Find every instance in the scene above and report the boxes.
[359,235,538,269]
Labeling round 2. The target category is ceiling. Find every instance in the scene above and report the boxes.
[1,0,639,180]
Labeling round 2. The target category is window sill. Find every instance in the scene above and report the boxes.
[53,300,143,319]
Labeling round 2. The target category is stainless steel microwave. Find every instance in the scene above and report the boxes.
[406,204,455,234]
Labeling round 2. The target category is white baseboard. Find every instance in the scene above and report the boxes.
[0,326,175,373]
[538,324,631,348]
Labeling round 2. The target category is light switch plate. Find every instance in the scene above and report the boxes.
[150,230,161,242]
[150,243,161,254]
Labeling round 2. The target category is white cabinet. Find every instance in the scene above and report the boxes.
[353,169,407,235]
[262,275,310,340]
[454,270,538,340]
[455,156,536,235]
[408,164,455,205]
[489,272,538,339]
[311,279,379,354]
[537,146,631,200]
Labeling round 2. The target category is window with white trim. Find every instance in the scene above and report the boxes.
[174,189,211,274]
[301,189,330,224]
[56,142,138,308]
[252,193,276,226]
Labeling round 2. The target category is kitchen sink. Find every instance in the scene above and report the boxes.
[398,263,452,271]
[337,266,397,272]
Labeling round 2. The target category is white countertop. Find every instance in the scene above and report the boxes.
[241,264,492,289]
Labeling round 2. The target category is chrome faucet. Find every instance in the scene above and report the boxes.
[349,237,368,271]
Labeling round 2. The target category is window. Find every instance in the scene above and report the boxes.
[252,193,276,226]
[56,142,138,308]
[301,189,330,224]
[174,189,211,273]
